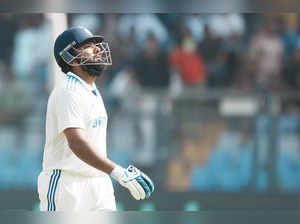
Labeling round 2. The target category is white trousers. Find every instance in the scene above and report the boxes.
[37,169,116,211]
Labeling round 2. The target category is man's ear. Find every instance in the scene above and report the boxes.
[70,60,79,66]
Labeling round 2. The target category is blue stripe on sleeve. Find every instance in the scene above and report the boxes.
[49,170,58,211]
[52,170,62,211]
[47,170,56,211]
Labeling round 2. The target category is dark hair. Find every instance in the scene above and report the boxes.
[61,62,72,74]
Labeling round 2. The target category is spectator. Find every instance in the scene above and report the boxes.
[276,133,300,192]
[206,47,231,88]
[209,120,254,192]
[169,26,207,90]
[197,24,223,67]
[133,33,170,88]
[165,138,199,191]
[277,15,298,60]
[248,17,284,90]
[189,120,226,191]
[282,40,300,90]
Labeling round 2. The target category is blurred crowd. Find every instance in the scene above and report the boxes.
[1,13,300,192]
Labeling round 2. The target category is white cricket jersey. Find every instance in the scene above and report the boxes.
[42,72,108,177]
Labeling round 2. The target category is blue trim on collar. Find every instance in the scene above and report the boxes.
[92,89,97,96]
[66,74,81,84]
[66,72,96,91]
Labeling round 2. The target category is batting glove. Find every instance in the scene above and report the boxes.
[111,165,154,200]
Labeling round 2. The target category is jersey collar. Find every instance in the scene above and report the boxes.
[66,72,96,92]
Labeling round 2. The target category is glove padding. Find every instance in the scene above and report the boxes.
[111,165,154,200]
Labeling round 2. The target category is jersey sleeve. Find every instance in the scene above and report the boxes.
[55,90,86,133]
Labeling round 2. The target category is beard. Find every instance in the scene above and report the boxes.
[81,64,106,77]
[80,57,107,77]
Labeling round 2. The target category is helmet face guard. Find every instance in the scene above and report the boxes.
[59,40,112,67]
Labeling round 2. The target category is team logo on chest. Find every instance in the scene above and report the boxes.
[92,116,107,128]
